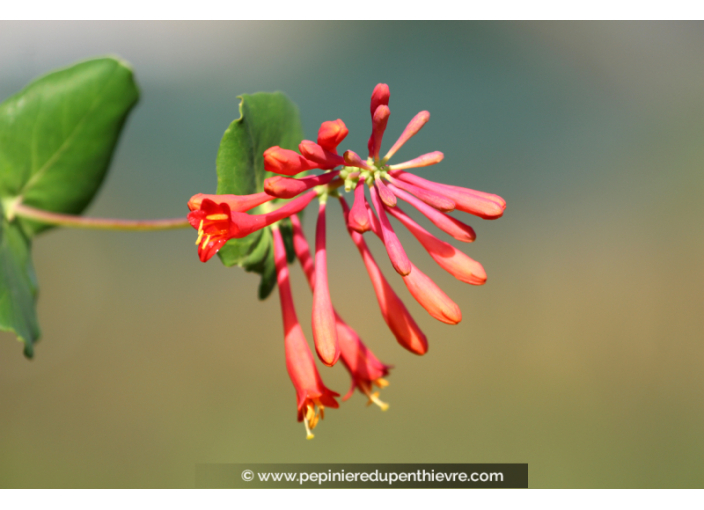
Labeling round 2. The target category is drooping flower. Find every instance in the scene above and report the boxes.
[273,225,339,439]
[187,83,505,438]
[289,213,392,410]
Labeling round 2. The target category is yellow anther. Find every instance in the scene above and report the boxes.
[195,220,204,246]
[205,213,228,221]
[375,378,390,388]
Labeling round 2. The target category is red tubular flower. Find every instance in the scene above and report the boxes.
[336,320,391,410]
[264,146,317,176]
[340,196,428,355]
[317,119,349,153]
[369,185,411,276]
[188,82,504,436]
[264,171,339,199]
[311,201,340,366]
[188,190,316,262]
[387,183,476,242]
[386,205,487,285]
[273,227,339,439]
[188,199,234,262]
[290,213,392,410]
[187,192,274,212]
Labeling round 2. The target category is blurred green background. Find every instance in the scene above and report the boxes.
[0,21,702,488]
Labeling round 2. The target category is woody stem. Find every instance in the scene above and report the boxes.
[12,203,190,231]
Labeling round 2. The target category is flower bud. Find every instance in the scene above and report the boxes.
[403,263,462,325]
[263,146,317,176]
[370,83,390,116]
[299,140,346,169]
[348,181,371,233]
[387,151,444,171]
[317,119,349,153]
[187,192,274,213]
[264,171,339,199]
[384,110,430,161]
[368,105,390,159]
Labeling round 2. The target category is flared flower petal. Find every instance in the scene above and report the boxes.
[188,191,317,262]
[187,199,234,262]
[337,320,392,410]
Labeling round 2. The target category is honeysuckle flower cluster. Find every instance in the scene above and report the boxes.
[187,84,505,439]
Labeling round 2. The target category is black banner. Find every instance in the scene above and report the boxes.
[196,463,528,488]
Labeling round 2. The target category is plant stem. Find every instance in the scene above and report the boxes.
[13,203,190,231]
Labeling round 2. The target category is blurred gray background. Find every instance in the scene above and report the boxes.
[0,21,702,488]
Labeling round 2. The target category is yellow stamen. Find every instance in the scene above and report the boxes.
[304,418,315,440]
[195,220,204,246]
[201,235,211,250]
[305,404,315,423]
[205,213,228,221]
[367,391,389,411]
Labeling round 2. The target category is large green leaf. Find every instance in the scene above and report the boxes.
[0,214,40,358]
[215,92,305,299]
[0,57,139,355]
[0,57,139,236]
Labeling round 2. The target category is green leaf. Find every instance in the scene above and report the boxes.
[257,248,277,301]
[214,92,305,298]
[0,56,140,236]
[0,213,40,358]
[0,56,139,354]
